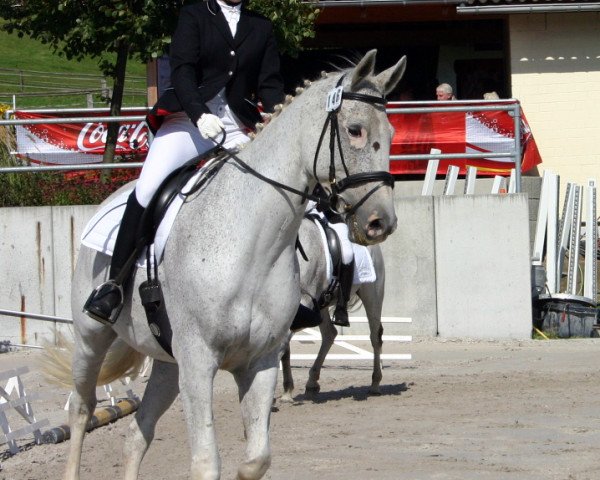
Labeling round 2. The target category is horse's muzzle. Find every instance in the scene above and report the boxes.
[364,212,397,243]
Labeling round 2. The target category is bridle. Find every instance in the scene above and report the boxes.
[312,74,395,216]
[206,74,394,215]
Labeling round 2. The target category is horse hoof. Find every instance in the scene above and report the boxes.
[304,385,320,399]
[279,393,294,404]
[368,387,382,396]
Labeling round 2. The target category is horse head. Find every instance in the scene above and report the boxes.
[308,49,406,246]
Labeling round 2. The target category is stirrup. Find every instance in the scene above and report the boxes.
[83,280,124,326]
[331,306,350,327]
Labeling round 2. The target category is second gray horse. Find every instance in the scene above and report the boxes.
[281,215,386,401]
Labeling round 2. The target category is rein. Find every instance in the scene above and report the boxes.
[210,74,394,214]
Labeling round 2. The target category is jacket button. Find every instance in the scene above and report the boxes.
[228,71,233,76]
[230,50,235,56]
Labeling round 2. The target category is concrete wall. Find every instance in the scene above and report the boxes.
[361,192,533,340]
[510,13,600,190]
[0,205,96,345]
[0,187,535,344]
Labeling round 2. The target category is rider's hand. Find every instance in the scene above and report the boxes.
[197,113,224,139]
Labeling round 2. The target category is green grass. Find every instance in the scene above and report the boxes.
[0,22,147,109]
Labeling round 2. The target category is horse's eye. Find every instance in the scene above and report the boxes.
[347,124,362,137]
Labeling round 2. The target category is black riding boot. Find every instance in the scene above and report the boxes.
[332,259,355,327]
[290,303,322,331]
[84,192,145,325]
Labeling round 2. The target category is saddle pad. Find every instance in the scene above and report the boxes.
[311,217,376,285]
[80,169,204,267]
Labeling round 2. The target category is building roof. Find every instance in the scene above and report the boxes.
[316,0,600,14]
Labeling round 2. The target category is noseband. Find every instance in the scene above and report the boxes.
[312,75,395,217]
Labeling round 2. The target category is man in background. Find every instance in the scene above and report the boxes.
[436,83,455,100]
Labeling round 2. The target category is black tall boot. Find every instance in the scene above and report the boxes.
[332,259,355,327]
[84,192,146,325]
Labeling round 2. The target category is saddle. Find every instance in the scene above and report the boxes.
[142,154,222,246]
[303,212,343,309]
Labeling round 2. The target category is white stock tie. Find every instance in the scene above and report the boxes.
[218,2,241,36]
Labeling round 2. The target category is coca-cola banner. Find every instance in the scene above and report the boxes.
[13,103,542,174]
[14,110,149,165]
[388,100,542,175]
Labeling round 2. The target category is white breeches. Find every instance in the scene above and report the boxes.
[135,91,250,207]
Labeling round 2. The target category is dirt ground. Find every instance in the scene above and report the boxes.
[1,337,600,480]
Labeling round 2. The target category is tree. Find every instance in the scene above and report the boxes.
[247,0,320,58]
[0,0,320,163]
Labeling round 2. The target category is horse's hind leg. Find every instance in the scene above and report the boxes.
[305,310,337,397]
[234,353,280,480]
[65,324,117,480]
[123,360,179,479]
[279,344,295,403]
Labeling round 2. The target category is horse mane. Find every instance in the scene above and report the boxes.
[248,53,384,143]
[247,69,337,143]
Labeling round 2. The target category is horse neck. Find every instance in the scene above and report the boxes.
[235,80,333,222]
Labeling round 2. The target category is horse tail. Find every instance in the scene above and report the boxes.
[40,332,147,387]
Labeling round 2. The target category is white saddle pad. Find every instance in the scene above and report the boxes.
[81,169,205,267]
[311,218,376,285]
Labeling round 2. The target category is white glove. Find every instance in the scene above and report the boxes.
[197,113,224,139]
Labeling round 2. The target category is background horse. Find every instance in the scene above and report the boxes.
[280,216,386,402]
[45,50,406,480]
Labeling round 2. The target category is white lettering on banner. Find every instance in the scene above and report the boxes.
[77,123,105,152]
[77,122,149,153]
[130,121,148,149]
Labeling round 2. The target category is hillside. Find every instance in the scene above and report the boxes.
[0,24,147,110]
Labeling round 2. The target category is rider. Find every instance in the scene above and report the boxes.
[84,0,285,325]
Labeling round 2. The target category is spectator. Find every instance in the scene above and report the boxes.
[483,91,500,100]
[436,83,455,101]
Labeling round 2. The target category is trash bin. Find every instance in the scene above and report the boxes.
[541,297,599,338]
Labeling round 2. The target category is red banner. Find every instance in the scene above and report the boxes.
[14,110,149,165]
[388,100,542,175]
[13,103,542,175]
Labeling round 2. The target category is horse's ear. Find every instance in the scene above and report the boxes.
[375,55,407,97]
[350,49,377,91]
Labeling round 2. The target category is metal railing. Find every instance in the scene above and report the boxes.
[1,101,525,190]
[387,99,523,192]
[0,107,149,173]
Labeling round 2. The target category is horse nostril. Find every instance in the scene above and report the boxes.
[367,218,385,238]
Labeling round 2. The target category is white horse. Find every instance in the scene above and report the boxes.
[46,50,406,480]
[280,215,386,402]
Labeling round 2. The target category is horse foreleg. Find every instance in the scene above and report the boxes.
[279,343,295,403]
[178,358,220,480]
[234,354,279,480]
[305,311,337,398]
[65,325,117,480]
[360,282,385,396]
[123,360,179,479]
